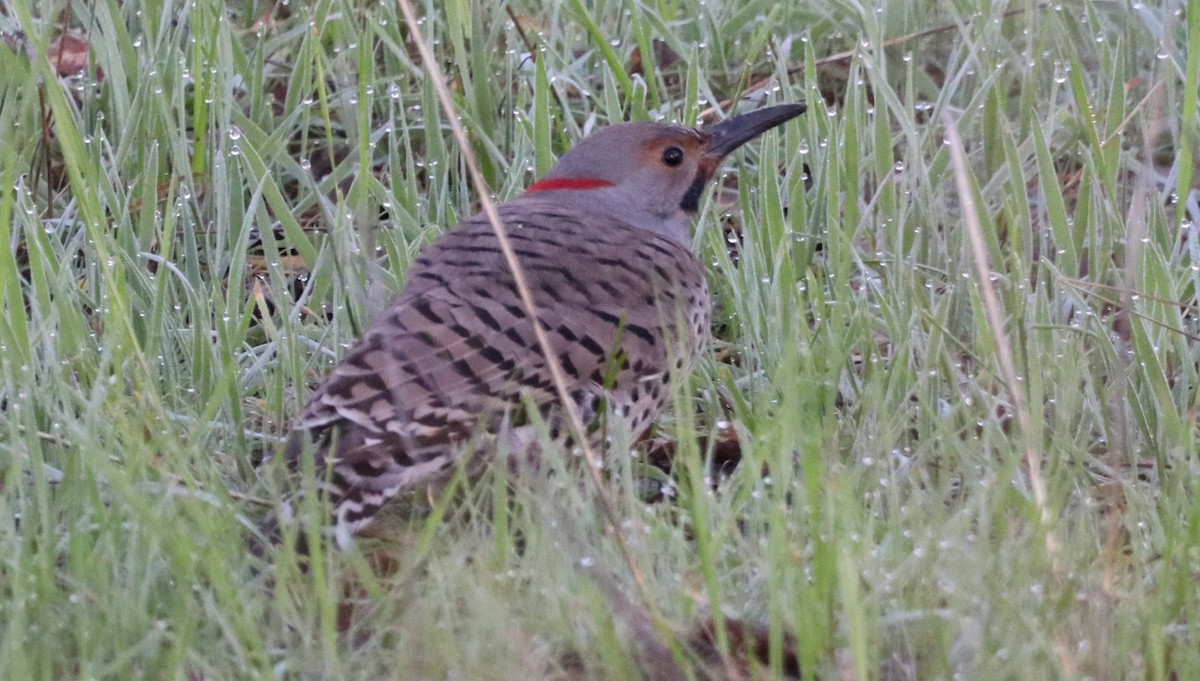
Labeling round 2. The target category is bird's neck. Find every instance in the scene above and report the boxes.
[526,177,615,193]
[517,181,693,246]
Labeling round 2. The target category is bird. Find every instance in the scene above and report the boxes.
[281,103,807,546]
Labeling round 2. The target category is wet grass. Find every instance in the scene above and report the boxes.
[2,0,1199,678]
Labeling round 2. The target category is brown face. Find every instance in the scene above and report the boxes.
[530,105,806,222]
[633,129,714,215]
[644,104,810,215]
[634,130,706,168]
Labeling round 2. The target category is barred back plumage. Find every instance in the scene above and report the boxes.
[284,202,710,533]
[278,103,806,546]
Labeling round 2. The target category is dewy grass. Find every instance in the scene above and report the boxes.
[2,0,1200,678]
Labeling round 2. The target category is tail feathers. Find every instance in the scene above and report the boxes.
[254,427,459,556]
[326,447,459,544]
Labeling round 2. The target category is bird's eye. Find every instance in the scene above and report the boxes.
[661,146,685,167]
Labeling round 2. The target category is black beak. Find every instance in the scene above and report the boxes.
[703,103,807,159]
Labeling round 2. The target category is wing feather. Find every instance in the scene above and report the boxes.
[284,204,708,534]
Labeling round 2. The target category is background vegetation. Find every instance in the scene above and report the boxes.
[2,0,1198,678]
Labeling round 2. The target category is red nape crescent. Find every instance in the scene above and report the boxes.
[526,177,616,193]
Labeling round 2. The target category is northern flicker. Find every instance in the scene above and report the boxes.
[283,103,806,543]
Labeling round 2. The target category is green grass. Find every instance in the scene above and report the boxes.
[2,0,1199,678]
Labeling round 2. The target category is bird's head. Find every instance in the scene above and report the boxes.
[523,103,807,242]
